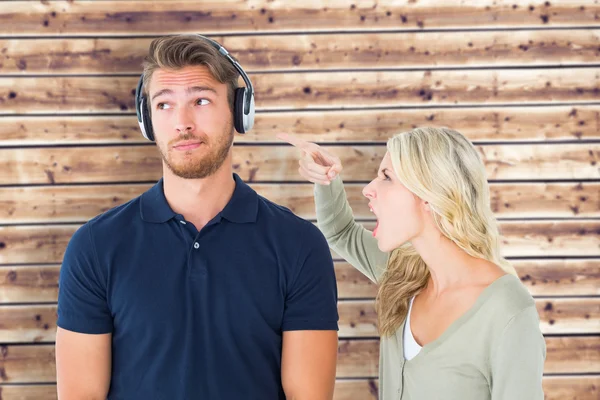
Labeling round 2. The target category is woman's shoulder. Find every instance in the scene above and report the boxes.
[483,274,537,322]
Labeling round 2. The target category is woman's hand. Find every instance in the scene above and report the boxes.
[277,133,343,185]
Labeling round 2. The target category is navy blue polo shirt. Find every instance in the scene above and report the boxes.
[57,173,339,399]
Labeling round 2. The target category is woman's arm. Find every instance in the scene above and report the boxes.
[315,176,389,283]
[278,133,389,283]
[490,306,546,399]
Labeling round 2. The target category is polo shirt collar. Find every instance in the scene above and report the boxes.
[220,173,259,224]
[140,178,176,223]
[140,173,258,224]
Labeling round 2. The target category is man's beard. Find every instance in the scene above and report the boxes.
[158,123,234,179]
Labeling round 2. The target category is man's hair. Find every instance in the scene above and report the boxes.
[142,35,240,111]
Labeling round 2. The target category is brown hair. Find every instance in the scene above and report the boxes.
[142,35,239,111]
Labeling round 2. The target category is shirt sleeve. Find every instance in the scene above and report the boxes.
[314,175,389,283]
[491,305,546,400]
[281,224,339,332]
[57,222,113,334]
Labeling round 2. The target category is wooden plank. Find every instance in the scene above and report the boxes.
[1,376,597,400]
[0,225,75,265]
[0,345,56,383]
[0,385,57,400]
[515,259,600,297]
[1,298,596,342]
[0,143,597,185]
[2,29,599,75]
[497,220,600,258]
[536,298,600,335]
[0,1,597,37]
[0,266,60,303]
[335,380,379,400]
[1,68,599,114]
[2,259,597,304]
[0,221,598,265]
[542,376,600,400]
[0,337,597,382]
[0,182,597,224]
[1,106,597,145]
[0,259,597,303]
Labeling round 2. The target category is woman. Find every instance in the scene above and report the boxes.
[279,127,546,399]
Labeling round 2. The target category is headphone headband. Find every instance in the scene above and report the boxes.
[195,35,254,113]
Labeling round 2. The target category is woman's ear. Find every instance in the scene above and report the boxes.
[422,199,431,213]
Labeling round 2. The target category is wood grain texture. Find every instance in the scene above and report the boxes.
[1,68,599,114]
[0,143,597,185]
[0,1,597,398]
[0,376,597,400]
[1,259,598,304]
[0,1,597,36]
[0,298,597,343]
[0,182,597,224]
[0,106,597,145]
[540,376,600,400]
[0,338,598,382]
[0,221,597,265]
[2,29,599,74]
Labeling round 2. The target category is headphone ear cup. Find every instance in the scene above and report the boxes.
[141,99,155,141]
[233,87,246,134]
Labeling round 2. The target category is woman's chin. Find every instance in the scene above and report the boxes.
[376,238,392,252]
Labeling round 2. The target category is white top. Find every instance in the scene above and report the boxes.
[403,296,422,360]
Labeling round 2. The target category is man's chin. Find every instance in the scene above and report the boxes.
[164,159,222,180]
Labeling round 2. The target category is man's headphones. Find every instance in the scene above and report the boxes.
[135,35,255,141]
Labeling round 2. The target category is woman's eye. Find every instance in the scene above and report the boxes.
[196,99,211,106]
[157,103,170,110]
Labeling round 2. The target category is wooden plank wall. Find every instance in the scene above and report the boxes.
[0,1,599,399]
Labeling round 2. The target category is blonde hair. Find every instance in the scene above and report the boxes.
[376,127,516,336]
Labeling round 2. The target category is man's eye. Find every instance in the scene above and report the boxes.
[157,103,170,110]
[196,99,211,106]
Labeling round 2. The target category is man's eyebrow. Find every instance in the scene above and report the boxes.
[150,86,217,102]
[187,86,217,95]
[151,88,173,102]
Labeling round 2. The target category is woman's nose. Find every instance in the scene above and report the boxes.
[362,181,376,199]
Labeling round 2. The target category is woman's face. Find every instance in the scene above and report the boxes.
[362,152,428,252]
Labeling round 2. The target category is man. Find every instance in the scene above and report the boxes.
[56,34,339,400]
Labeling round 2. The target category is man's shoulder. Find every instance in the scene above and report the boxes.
[85,192,144,235]
[256,194,322,238]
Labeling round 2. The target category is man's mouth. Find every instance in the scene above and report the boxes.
[173,141,204,151]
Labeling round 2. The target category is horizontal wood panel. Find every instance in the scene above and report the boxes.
[3,336,595,383]
[2,29,599,74]
[1,376,598,400]
[1,144,597,185]
[1,69,599,114]
[1,298,597,343]
[515,259,600,297]
[0,1,597,36]
[0,182,597,224]
[535,376,600,400]
[2,259,598,304]
[0,221,597,265]
[1,106,597,145]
